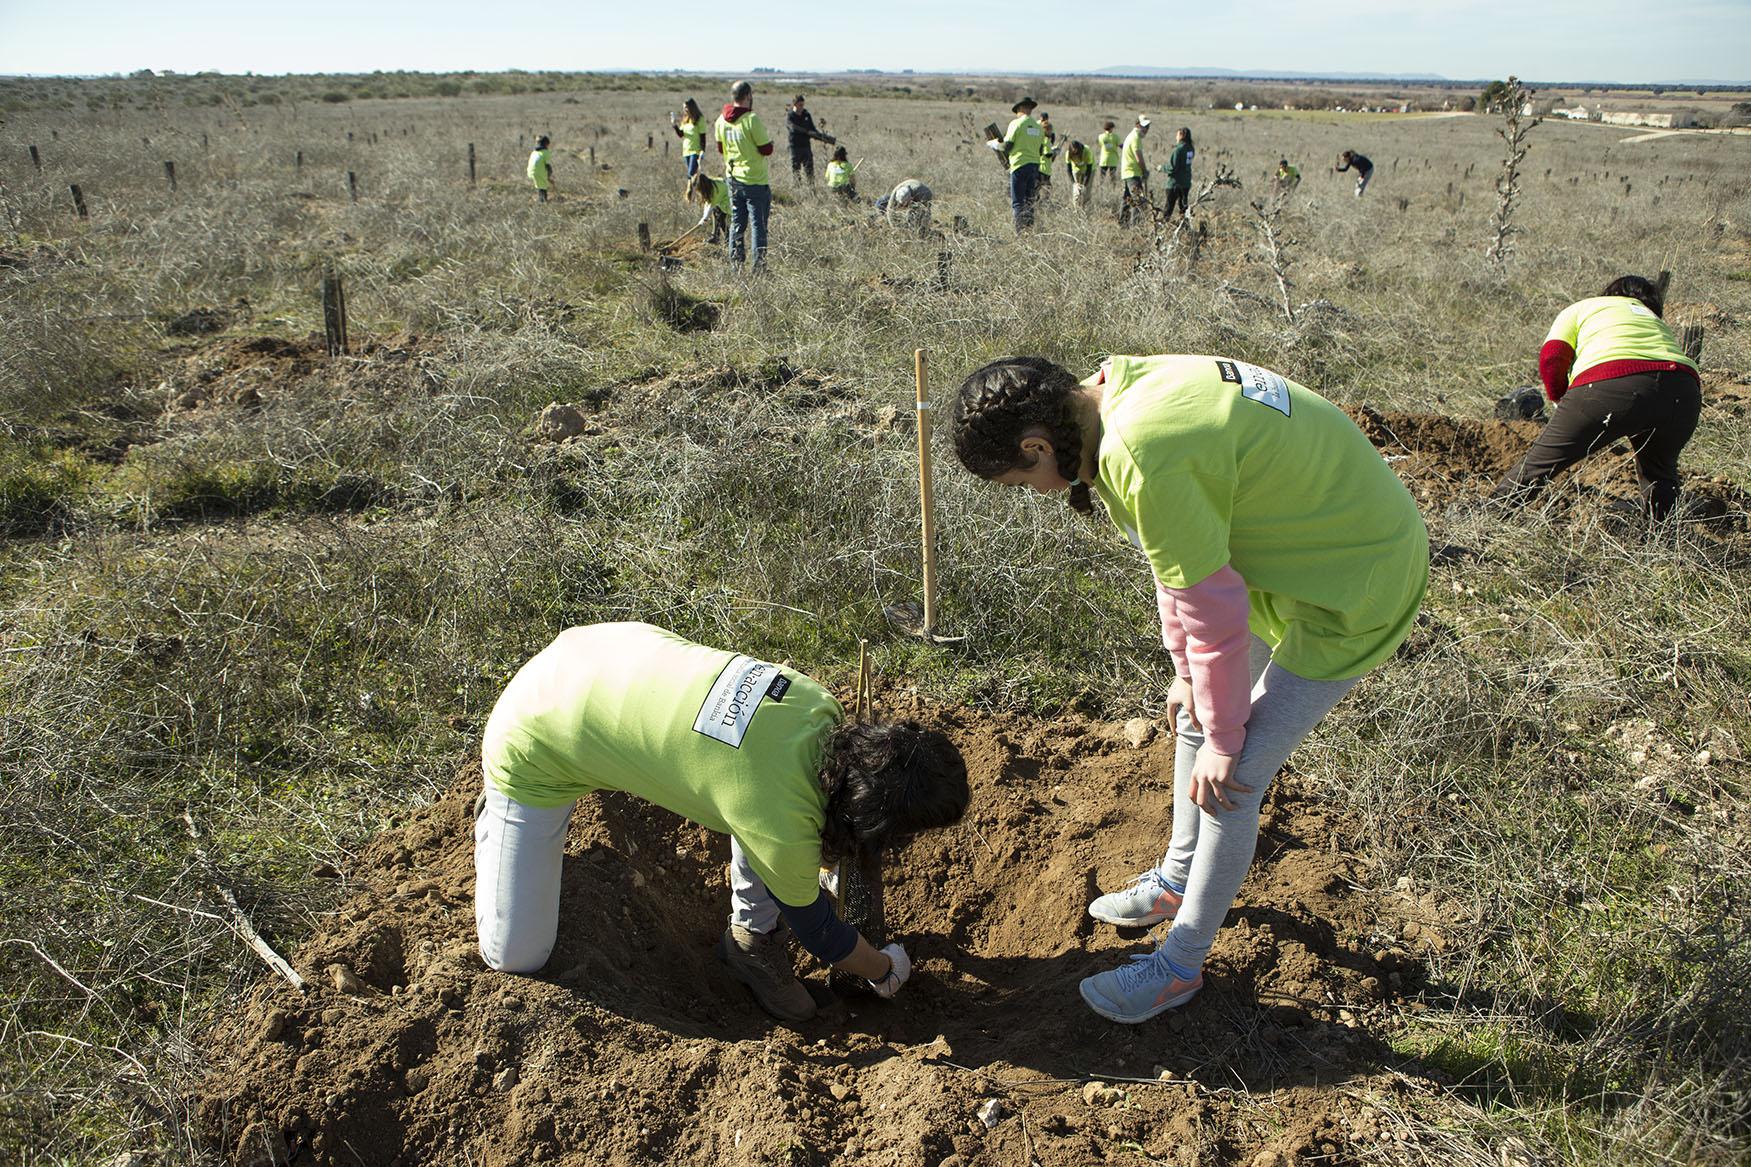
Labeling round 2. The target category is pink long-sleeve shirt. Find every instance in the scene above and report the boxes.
[1155,563,1252,756]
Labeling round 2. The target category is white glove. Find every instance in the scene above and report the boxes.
[986,139,1005,153]
[868,943,911,999]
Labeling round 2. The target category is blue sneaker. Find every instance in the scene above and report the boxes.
[1079,950,1204,1024]
[1087,870,1184,927]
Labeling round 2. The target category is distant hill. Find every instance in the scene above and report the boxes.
[1097,65,1451,82]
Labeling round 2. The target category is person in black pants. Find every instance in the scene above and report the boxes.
[1491,275,1702,520]
[1336,150,1373,196]
[786,94,833,184]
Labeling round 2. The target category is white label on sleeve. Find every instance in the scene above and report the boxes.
[693,655,779,749]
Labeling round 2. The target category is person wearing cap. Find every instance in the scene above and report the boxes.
[786,94,834,184]
[874,178,934,234]
[527,135,555,203]
[1097,120,1122,183]
[1118,116,1151,227]
[716,80,777,269]
[993,96,1046,233]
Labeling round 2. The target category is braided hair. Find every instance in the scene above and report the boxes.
[818,720,969,863]
[949,356,1094,514]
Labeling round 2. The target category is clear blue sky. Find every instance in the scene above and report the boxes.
[2,0,1747,83]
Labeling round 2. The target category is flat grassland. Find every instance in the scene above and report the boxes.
[2,80,1749,1166]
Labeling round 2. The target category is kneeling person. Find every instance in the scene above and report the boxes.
[475,622,969,1021]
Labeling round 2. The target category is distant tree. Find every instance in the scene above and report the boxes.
[1480,79,1514,113]
[1459,95,1477,112]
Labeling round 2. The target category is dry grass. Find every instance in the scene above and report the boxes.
[3,80,1750,1164]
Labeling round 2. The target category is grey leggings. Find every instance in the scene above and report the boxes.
[1157,635,1359,972]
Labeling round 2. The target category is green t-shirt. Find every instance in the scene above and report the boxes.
[825,160,853,188]
[1090,356,1428,681]
[1121,128,1147,179]
[679,119,704,156]
[527,148,552,189]
[1039,133,1056,175]
[703,175,731,214]
[482,623,844,907]
[715,110,772,186]
[1067,150,1094,180]
[1003,114,1044,172]
[1098,131,1121,167]
[1548,296,1697,379]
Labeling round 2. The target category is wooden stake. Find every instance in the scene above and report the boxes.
[915,349,937,636]
[321,264,349,357]
[163,160,177,193]
[1654,269,1672,299]
[589,145,596,167]
[467,142,477,186]
[346,170,358,202]
[28,144,41,171]
[69,184,88,220]
[856,639,871,722]
[295,149,303,173]
[183,809,305,990]
[637,222,651,250]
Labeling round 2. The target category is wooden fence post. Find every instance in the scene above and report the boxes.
[637,222,651,250]
[69,184,88,220]
[321,264,349,357]
[163,161,177,193]
[467,142,476,186]
[28,144,41,171]
[646,133,654,149]
[347,171,358,202]
[295,150,303,173]
[589,145,595,167]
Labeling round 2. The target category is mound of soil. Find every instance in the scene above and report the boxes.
[195,705,1451,1167]
[161,334,442,413]
[1345,404,1751,532]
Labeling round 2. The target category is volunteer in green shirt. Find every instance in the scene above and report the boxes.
[1492,275,1702,520]
[685,171,731,243]
[715,80,776,269]
[1097,121,1122,183]
[1276,158,1301,191]
[1065,139,1094,209]
[1118,116,1150,227]
[950,355,1427,1024]
[526,136,555,203]
[476,622,969,1022]
[992,95,1045,233]
[1036,112,1056,200]
[671,98,706,178]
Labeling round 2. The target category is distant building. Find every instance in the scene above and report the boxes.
[1601,110,1697,128]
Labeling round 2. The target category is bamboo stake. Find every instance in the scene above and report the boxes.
[856,638,871,722]
[915,349,937,636]
[182,809,305,990]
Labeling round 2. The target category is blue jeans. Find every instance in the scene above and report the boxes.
[685,153,700,178]
[728,179,771,269]
[1009,163,1039,232]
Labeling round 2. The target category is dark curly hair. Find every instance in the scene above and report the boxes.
[949,356,1094,514]
[1601,274,1663,317]
[818,720,968,862]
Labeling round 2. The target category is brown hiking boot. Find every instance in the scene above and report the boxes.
[716,924,816,1022]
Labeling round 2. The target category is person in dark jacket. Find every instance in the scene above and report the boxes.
[1336,150,1373,197]
[1491,275,1702,520]
[1161,127,1194,218]
[786,94,834,184]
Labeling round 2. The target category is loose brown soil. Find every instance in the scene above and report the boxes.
[195,706,1451,1167]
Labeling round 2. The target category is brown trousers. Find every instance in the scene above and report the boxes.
[1491,368,1701,519]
